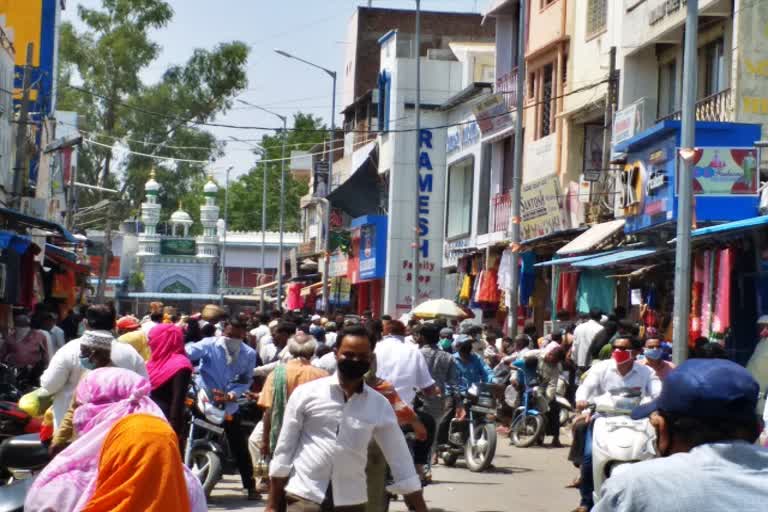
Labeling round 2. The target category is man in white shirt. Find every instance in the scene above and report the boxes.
[573,335,661,512]
[255,321,296,377]
[267,325,427,512]
[374,320,436,406]
[40,305,147,429]
[572,308,605,371]
[249,314,271,346]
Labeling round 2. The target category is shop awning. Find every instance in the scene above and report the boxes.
[46,244,90,274]
[0,231,32,253]
[571,248,661,269]
[0,207,78,243]
[556,219,625,255]
[326,145,379,218]
[534,251,618,268]
[689,215,768,241]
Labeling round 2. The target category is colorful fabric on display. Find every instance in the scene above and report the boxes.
[459,275,472,303]
[286,283,303,310]
[690,254,705,344]
[81,415,197,512]
[712,247,733,334]
[551,264,560,323]
[146,324,192,390]
[701,251,714,337]
[477,269,500,304]
[519,252,536,307]
[558,272,579,315]
[576,270,615,314]
[25,368,205,512]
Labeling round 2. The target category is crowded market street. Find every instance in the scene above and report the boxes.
[210,441,576,512]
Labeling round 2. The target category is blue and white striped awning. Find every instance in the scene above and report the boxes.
[571,249,661,269]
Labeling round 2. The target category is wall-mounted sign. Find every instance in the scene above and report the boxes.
[612,102,646,147]
[329,251,349,278]
[446,121,481,156]
[646,170,668,193]
[472,94,515,141]
[313,161,330,197]
[160,239,196,256]
[520,175,570,241]
[583,169,602,182]
[649,0,687,26]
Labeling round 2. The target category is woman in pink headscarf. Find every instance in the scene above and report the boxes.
[25,367,205,512]
[147,323,193,449]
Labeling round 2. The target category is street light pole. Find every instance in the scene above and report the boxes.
[218,166,234,306]
[412,0,422,310]
[237,100,288,311]
[672,0,699,366]
[274,49,337,314]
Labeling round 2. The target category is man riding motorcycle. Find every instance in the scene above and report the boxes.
[572,335,661,512]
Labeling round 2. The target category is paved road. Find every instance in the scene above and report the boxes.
[209,437,579,511]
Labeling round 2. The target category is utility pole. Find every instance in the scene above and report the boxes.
[672,0,699,366]
[95,203,113,303]
[506,0,527,337]
[412,0,422,310]
[12,43,34,211]
[597,47,617,221]
[277,117,288,313]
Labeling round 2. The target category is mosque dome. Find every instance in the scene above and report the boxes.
[145,169,160,193]
[204,175,219,195]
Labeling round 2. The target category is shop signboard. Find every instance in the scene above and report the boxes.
[612,101,645,147]
[472,94,515,141]
[619,121,762,234]
[352,214,387,281]
[160,239,196,256]
[329,277,351,306]
[313,161,329,197]
[446,120,480,157]
[520,175,570,241]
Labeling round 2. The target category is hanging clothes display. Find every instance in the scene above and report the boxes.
[477,269,500,304]
[458,274,472,303]
[690,254,706,344]
[519,252,536,307]
[711,247,733,335]
[286,282,303,310]
[576,270,615,314]
[557,272,579,315]
[497,249,514,291]
[701,250,714,337]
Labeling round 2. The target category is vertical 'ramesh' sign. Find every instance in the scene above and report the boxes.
[418,129,433,259]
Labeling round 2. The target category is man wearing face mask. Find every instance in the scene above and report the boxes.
[186,313,259,500]
[572,336,661,512]
[266,325,427,512]
[640,336,676,381]
[595,359,768,511]
[41,305,147,430]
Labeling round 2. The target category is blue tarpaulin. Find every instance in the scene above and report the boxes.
[572,249,660,268]
[0,231,32,253]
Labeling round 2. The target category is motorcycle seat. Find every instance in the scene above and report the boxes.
[0,434,49,470]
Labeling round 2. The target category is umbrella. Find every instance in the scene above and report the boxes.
[411,299,470,319]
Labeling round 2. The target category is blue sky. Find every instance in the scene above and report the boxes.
[65,0,482,179]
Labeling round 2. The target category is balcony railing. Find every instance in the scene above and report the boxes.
[656,88,732,123]
[496,68,519,111]
[492,191,511,233]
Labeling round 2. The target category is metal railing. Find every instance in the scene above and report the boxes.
[492,191,511,233]
[496,68,519,111]
[656,88,732,123]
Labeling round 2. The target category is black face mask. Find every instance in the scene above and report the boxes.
[337,358,371,380]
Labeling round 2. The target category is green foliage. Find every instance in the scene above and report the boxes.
[57,0,248,224]
[226,113,325,233]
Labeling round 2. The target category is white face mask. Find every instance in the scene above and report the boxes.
[223,336,241,364]
[15,327,31,340]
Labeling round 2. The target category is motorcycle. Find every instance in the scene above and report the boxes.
[590,388,656,503]
[438,382,498,472]
[506,362,546,448]
[183,381,259,497]
[555,376,574,427]
[0,402,41,442]
[0,433,49,485]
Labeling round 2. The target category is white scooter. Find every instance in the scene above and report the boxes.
[590,388,657,503]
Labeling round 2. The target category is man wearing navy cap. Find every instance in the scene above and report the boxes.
[594,358,768,511]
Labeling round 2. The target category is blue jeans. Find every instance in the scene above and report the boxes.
[579,423,594,509]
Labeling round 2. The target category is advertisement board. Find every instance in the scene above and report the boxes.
[351,214,387,281]
[0,0,61,186]
[689,148,758,195]
[329,277,351,306]
[520,175,570,241]
[329,251,349,278]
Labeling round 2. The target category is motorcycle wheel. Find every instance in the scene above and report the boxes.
[189,448,223,498]
[559,407,573,427]
[441,451,458,467]
[511,415,545,448]
[464,424,497,472]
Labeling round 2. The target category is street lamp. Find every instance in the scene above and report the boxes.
[238,99,289,312]
[274,48,338,314]
[218,165,235,306]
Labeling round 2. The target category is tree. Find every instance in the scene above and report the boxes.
[56,0,248,221]
[226,113,325,233]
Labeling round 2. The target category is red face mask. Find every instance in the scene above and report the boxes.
[612,348,633,365]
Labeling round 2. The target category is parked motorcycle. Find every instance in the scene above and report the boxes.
[506,361,546,447]
[590,388,656,503]
[183,381,258,497]
[0,433,49,485]
[555,376,574,427]
[438,383,497,472]
[0,402,41,442]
